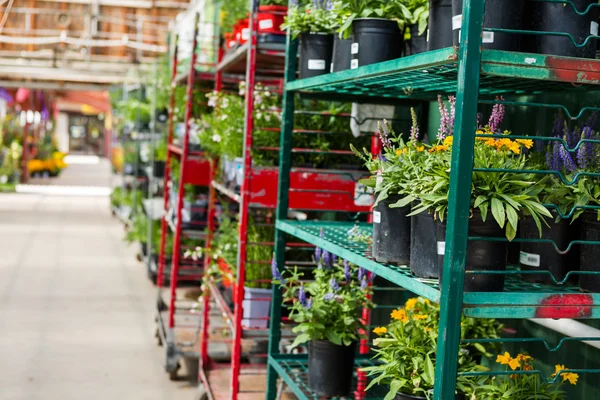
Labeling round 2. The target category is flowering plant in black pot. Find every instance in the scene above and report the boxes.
[282,0,338,78]
[404,0,429,55]
[272,248,373,397]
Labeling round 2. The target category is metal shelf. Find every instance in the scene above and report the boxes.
[217,40,286,76]
[286,47,600,101]
[268,354,383,400]
[276,220,600,319]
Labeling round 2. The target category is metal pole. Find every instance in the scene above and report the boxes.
[265,5,298,398]
[148,60,158,269]
[157,35,179,289]
[230,0,259,397]
[433,1,484,399]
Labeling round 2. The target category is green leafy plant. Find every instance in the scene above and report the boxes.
[273,252,373,348]
[125,213,149,245]
[281,1,338,38]
[472,352,577,400]
[338,0,410,38]
[155,138,168,162]
[404,0,429,35]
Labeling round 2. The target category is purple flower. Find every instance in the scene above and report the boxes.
[330,277,340,292]
[324,293,335,301]
[343,260,351,282]
[587,112,599,131]
[314,247,322,263]
[448,96,456,135]
[298,285,310,309]
[437,95,449,140]
[476,112,483,129]
[322,250,331,268]
[331,254,338,266]
[379,155,388,162]
[552,113,565,138]
[377,122,393,149]
[559,138,577,173]
[488,97,505,133]
[271,256,284,283]
[361,276,368,289]
[357,267,366,282]
[409,108,419,142]
[325,0,333,11]
[305,298,313,310]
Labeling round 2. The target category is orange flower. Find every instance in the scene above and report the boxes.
[413,314,428,320]
[391,309,408,323]
[516,139,534,149]
[429,145,449,153]
[497,352,520,370]
[373,326,387,335]
[405,298,418,310]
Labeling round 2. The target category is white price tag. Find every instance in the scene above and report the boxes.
[373,211,381,224]
[351,42,359,54]
[354,183,374,207]
[241,28,250,40]
[452,14,462,31]
[351,59,359,69]
[520,251,541,267]
[437,241,446,255]
[308,59,326,70]
[592,21,599,36]
[259,19,274,30]
[482,31,495,44]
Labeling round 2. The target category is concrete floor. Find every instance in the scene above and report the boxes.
[0,159,194,399]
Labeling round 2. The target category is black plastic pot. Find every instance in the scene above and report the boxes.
[373,195,411,264]
[452,0,525,51]
[524,0,599,58]
[299,33,333,79]
[153,161,166,178]
[580,211,600,292]
[428,0,453,51]
[352,18,403,68]
[519,214,578,284]
[410,211,444,278]
[308,340,357,397]
[439,212,508,292]
[395,393,465,400]
[405,24,428,56]
[331,34,353,72]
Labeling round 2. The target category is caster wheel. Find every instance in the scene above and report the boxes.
[195,384,209,400]
[154,327,163,346]
[168,363,180,381]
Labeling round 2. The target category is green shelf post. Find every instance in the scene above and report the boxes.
[433,0,485,399]
[266,29,298,400]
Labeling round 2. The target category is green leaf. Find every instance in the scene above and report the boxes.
[490,197,506,228]
[290,333,311,349]
[325,330,342,346]
[474,195,487,208]
[389,195,416,209]
[344,316,355,326]
[384,379,407,400]
[505,204,519,234]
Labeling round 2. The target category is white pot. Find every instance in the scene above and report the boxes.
[242,287,272,329]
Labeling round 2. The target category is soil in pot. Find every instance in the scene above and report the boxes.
[428,0,453,51]
[523,0,599,58]
[439,211,508,292]
[580,210,600,292]
[308,340,357,397]
[299,33,333,79]
[351,18,403,68]
[452,0,525,51]
[405,24,428,56]
[519,213,579,285]
[410,211,444,278]
[373,195,411,265]
[331,34,353,72]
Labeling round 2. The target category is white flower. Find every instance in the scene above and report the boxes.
[208,97,217,108]
[212,134,221,143]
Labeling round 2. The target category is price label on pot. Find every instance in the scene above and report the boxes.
[259,19,274,30]
[437,241,446,255]
[452,14,462,31]
[591,21,599,36]
[351,43,359,54]
[241,28,250,40]
[351,59,359,69]
[373,211,381,224]
[354,183,374,207]
[519,251,540,267]
[482,31,494,44]
[308,59,326,70]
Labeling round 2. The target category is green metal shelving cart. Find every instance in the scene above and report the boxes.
[267,1,600,399]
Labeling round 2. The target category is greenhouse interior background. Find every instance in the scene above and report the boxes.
[1,0,600,399]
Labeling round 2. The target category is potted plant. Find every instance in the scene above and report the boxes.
[153,138,167,178]
[282,0,338,78]
[472,352,578,399]
[363,297,485,399]
[426,0,452,51]
[258,0,289,35]
[403,0,429,56]
[452,0,525,52]
[272,253,373,397]
[338,0,407,68]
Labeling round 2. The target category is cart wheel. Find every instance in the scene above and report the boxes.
[195,384,208,400]
[167,362,180,381]
[154,327,163,346]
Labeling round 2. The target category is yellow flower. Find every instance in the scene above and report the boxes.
[497,352,521,371]
[443,136,454,146]
[416,146,425,152]
[424,299,431,305]
[563,372,579,385]
[373,326,387,335]
[413,314,428,320]
[516,354,533,363]
[395,148,409,155]
[405,298,418,310]
[391,309,408,323]
[428,145,449,153]
[516,139,534,149]
[554,364,566,376]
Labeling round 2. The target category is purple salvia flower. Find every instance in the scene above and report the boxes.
[559,141,577,173]
[325,0,333,11]
[577,126,595,170]
[331,254,338,266]
[552,113,565,138]
[330,277,340,292]
[314,247,322,263]
[343,260,351,283]
[437,95,449,140]
[448,96,456,135]
[322,250,331,268]
[379,155,388,162]
[377,121,393,149]
[361,276,368,289]
[409,108,419,142]
[324,293,335,301]
[488,97,505,133]
[357,267,366,282]
[271,256,284,283]
[298,285,309,308]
